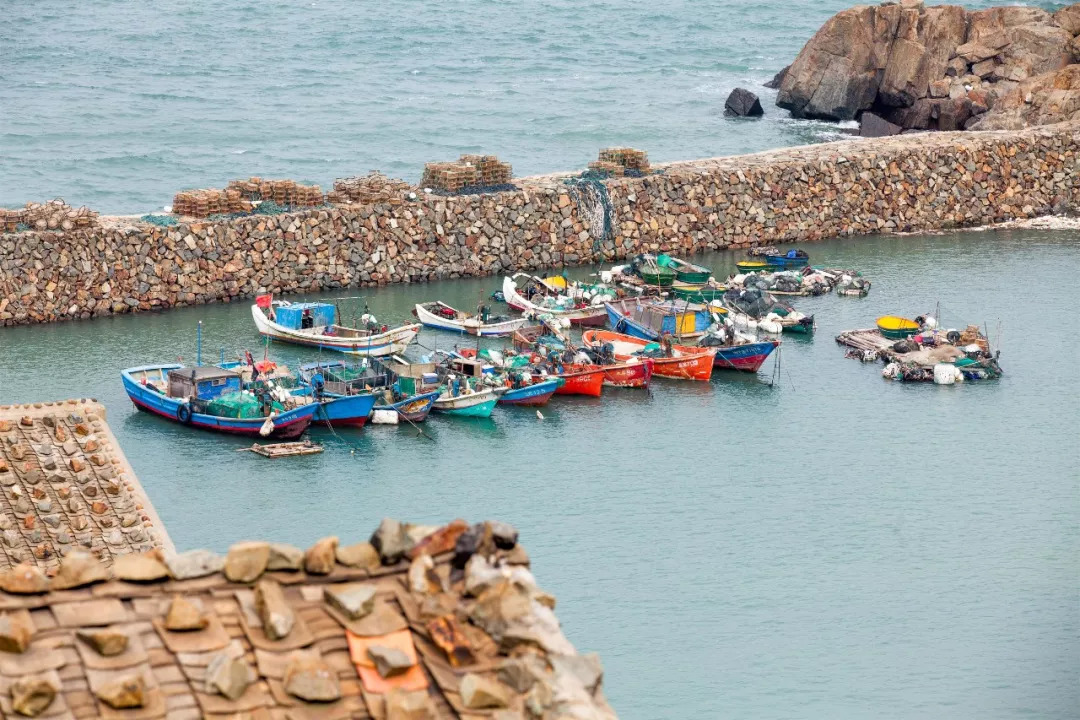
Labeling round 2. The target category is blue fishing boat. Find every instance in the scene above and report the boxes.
[604,299,717,341]
[764,249,810,268]
[298,359,438,423]
[498,378,561,407]
[121,364,318,439]
[696,337,781,372]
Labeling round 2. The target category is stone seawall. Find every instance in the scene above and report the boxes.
[1,122,1077,326]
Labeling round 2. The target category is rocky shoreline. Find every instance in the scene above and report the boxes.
[0,121,1076,326]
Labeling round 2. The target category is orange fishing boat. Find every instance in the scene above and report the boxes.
[581,330,715,381]
[598,359,653,388]
[545,364,606,397]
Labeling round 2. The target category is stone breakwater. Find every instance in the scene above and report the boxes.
[1,122,1077,326]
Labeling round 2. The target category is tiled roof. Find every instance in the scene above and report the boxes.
[0,400,171,574]
[0,519,618,720]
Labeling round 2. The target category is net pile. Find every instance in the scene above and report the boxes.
[421,155,512,192]
[204,391,284,419]
[589,147,651,177]
[326,172,412,205]
[173,178,325,218]
[0,199,98,233]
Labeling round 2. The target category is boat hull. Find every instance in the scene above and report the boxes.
[766,256,809,268]
[600,360,653,388]
[637,270,675,287]
[316,393,376,427]
[376,391,439,423]
[675,269,711,284]
[122,365,317,439]
[671,283,726,302]
[582,330,715,382]
[432,389,501,418]
[876,315,920,339]
[502,275,609,326]
[498,380,560,406]
[552,367,605,396]
[252,305,420,356]
[736,261,770,273]
[709,341,780,372]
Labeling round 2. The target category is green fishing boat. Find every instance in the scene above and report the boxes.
[658,254,712,284]
[736,260,770,273]
[671,282,727,302]
[876,315,921,339]
[631,254,677,287]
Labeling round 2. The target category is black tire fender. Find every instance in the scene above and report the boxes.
[176,403,193,424]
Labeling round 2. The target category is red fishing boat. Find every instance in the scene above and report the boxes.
[542,364,605,397]
[599,359,653,388]
[581,330,716,382]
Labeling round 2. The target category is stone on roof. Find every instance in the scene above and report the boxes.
[0,400,171,576]
[0,518,619,720]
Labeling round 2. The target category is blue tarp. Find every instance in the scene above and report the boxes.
[275,303,336,329]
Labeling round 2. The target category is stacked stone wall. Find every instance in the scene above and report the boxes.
[0,122,1076,325]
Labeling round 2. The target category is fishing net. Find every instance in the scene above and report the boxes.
[563,174,614,247]
[204,391,283,419]
[140,214,179,227]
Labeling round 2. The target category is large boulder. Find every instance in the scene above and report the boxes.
[777,1,1079,130]
[859,112,903,137]
[724,88,765,116]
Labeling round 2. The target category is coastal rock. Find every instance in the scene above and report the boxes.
[724,88,764,116]
[255,578,295,640]
[367,645,414,678]
[859,111,904,137]
[384,688,438,720]
[0,611,35,652]
[165,595,208,631]
[283,652,341,702]
[304,536,338,574]
[459,673,512,709]
[77,629,129,656]
[763,65,789,89]
[95,674,146,709]
[224,541,270,582]
[371,518,408,564]
[114,551,169,582]
[10,674,59,717]
[324,583,376,620]
[164,549,225,580]
[51,548,109,590]
[336,541,380,568]
[266,542,304,571]
[205,651,255,700]
[0,563,49,594]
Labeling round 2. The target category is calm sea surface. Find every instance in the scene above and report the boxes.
[0,0,1069,214]
[0,231,1077,718]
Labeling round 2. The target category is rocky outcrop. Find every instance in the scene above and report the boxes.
[0,124,1077,327]
[724,88,764,116]
[776,2,1080,131]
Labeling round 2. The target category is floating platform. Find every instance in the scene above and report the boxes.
[244,440,324,458]
[835,328,897,360]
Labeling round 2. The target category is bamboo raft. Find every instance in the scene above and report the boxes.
[835,328,900,360]
[241,441,324,458]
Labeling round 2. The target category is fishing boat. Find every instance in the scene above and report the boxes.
[392,354,505,418]
[630,255,677,287]
[432,386,501,417]
[604,299,717,341]
[581,330,716,381]
[659,255,712,284]
[595,358,653,388]
[122,364,318,439]
[498,378,561,406]
[671,281,727,303]
[722,288,814,335]
[298,359,438,423]
[696,334,781,372]
[876,315,921,339]
[413,301,526,337]
[540,364,605,396]
[736,260,771,273]
[251,296,420,356]
[501,274,608,326]
[765,249,810,268]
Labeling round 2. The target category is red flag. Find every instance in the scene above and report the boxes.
[255,294,272,309]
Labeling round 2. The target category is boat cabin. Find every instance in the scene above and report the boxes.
[167,367,243,400]
[614,299,713,338]
[272,302,336,331]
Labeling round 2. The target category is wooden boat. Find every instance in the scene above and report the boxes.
[696,337,781,372]
[432,386,501,417]
[498,378,561,406]
[543,364,605,396]
[252,297,420,356]
[765,249,810,268]
[671,281,726,303]
[413,301,525,337]
[661,255,712,284]
[598,359,653,388]
[298,359,437,423]
[501,274,608,326]
[581,330,715,381]
[631,255,677,287]
[876,315,921,339]
[122,364,318,439]
[604,299,715,341]
[736,260,771,273]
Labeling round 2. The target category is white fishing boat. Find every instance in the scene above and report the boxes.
[251,296,419,356]
[431,386,503,418]
[500,273,607,326]
[413,301,526,337]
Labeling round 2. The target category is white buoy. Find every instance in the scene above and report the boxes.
[536,410,544,420]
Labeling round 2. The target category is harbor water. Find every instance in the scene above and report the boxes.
[0,229,1076,719]
[1,0,1065,214]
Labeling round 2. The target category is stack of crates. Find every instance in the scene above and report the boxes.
[327,172,412,205]
[173,178,325,217]
[595,147,651,174]
[421,154,513,192]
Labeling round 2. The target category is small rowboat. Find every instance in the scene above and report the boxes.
[599,359,653,388]
[413,301,525,337]
[765,250,810,268]
[661,256,712,284]
[671,281,726,303]
[252,298,419,357]
[634,262,676,287]
[498,378,561,406]
[876,315,921,339]
[501,274,608,326]
[736,260,770,273]
[582,330,715,382]
[432,386,502,418]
